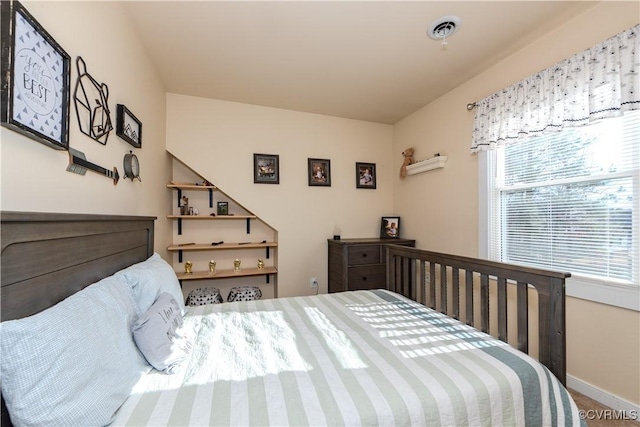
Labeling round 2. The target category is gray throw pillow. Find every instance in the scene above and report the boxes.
[132,292,194,374]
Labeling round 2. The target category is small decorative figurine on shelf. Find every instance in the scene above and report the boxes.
[185,261,193,274]
[257,258,264,270]
[233,258,241,272]
[208,260,216,273]
[180,196,189,215]
[399,147,415,180]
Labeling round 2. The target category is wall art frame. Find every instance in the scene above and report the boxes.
[253,153,279,184]
[356,162,376,189]
[217,201,229,216]
[0,0,71,150]
[116,104,142,148]
[380,216,401,239]
[73,56,112,145]
[308,158,331,187]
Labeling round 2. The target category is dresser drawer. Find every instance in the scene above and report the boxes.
[347,245,381,265]
[328,238,415,294]
[347,265,386,290]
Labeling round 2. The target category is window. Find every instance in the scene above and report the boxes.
[483,111,639,307]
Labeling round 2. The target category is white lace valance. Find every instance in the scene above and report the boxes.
[471,24,639,153]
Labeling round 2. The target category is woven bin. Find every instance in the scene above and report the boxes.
[227,286,262,302]
[186,287,223,306]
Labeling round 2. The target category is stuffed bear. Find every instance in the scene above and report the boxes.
[399,147,415,179]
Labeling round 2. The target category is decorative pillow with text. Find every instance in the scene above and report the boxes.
[132,292,194,374]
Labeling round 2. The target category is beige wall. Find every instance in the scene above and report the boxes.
[166,94,394,297]
[393,2,640,405]
[0,1,172,255]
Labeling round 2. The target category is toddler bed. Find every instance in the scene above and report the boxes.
[0,212,582,426]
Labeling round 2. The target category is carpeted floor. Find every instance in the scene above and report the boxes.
[569,389,640,427]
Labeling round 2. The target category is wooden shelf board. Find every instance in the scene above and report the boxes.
[167,215,256,220]
[176,266,277,281]
[168,242,277,251]
[167,183,218,191]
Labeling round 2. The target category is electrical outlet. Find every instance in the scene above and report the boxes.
[310,277,318,289]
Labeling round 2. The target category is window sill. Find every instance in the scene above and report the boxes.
[566,276,639,312]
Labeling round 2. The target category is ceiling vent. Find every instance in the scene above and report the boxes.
[427,15,461,43]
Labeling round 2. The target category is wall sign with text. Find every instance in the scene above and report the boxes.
[0,0,71,150]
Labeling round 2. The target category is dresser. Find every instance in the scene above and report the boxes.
[327,238,415,293]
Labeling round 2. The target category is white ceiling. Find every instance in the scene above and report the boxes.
[121,1,598,124]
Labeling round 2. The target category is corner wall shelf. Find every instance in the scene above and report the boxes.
[406,156,447,176]
[177,266,277,283]
[167,214,256,235]
[168,182,218,208]
[168,241,277,263]
[167,183,218,191]
[168,242,277,251]
[167,171,278,294]
[166,215,256,220]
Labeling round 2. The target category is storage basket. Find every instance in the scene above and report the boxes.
[227,286,262,302]
[186,287,223,306]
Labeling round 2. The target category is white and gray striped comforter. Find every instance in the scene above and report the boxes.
[112,290,582,426]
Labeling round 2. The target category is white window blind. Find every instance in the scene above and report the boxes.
[487,110,639,285]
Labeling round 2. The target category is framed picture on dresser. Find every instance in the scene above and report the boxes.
[380,216,400,239]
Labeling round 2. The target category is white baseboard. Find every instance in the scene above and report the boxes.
[567,374,640,414]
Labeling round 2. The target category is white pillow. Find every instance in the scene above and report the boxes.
[115,253,186,315]
[0,275,150,426]
[133,292,194,374]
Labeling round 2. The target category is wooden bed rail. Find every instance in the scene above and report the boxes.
[385,244,570,385]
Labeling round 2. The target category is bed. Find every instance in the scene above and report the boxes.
[0,211,583,426]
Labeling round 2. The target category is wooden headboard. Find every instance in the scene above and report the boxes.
[1,211,156,321]
[1,211,156,426]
